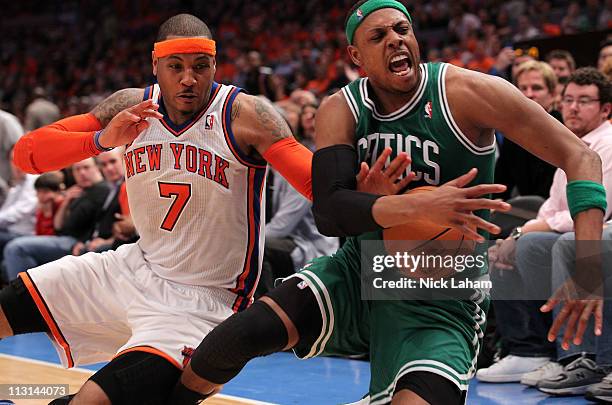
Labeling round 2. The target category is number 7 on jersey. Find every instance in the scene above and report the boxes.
[158,182,192,231]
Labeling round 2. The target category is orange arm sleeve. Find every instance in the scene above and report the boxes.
[262,137,313,201]
[119,182,130,215]
[13,113,104,174]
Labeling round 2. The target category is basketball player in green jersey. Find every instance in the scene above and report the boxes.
[171,1,606,403]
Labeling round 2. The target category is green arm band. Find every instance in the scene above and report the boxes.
[566,180,607,219]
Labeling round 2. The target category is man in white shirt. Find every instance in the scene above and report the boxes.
[0,148,38,282]
[479,67,612,387]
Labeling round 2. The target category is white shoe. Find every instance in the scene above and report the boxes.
[520,361,563,387]
[476,355,550,383]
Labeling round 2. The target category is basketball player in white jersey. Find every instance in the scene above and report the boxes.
[0,13,409,405]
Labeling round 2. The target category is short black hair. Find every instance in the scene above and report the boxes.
[156,14,212,42]
[564,67,611,104]
[34,171,64,192]
[601,38,612,50]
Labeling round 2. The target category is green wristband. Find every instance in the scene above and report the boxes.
[566,180,607,218]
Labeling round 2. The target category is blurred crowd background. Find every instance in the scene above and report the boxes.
[1,0,610,122]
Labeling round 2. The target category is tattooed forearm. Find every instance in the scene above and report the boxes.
[90,88,144,127]
[253,97,291,142]
[231,98,241,122]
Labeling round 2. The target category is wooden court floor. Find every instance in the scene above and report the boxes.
[0,354,268,405]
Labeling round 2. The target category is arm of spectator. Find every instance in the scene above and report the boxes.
[53,185,82,231]
[266,173,312,239]
[86,237,114,251]
[13,89,148,174]
[0,182,37,228]
[112,213,137,241]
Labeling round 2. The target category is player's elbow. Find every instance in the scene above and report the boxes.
[12,135,40,174]
[565,146,602,180]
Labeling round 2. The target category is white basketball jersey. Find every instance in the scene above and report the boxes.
[123,83,267,311]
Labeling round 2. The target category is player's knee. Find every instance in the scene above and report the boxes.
[89,351,181,404]
[0,278,48,336]
[189,300,289,384]
[70,381,111,405]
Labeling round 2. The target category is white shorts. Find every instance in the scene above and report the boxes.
[19,243,236,369]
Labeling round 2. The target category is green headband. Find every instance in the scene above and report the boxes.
[345,0,412,45]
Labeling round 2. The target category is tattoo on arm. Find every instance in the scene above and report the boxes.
[231,98,241,122]
[253,98,292,143]
[90,88,144,127]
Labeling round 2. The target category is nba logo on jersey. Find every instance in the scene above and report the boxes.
[205,114,215,130]
[424,101,433,119]
[356,9,363,19]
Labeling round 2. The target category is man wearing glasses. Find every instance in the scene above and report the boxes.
[480,66,612,394]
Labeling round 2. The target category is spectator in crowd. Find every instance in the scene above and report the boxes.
[0,147,38,280]
[23,87,60,131]
[495,61,560,201]
[72,149,126,255]
[478,68,612,385]
[532,227,612,398]
[599,39,612,73]
[546,49,577,108]
[0,109,23,202]
[256,166,338,298]
[513,14,541,42]
[3,157,108,280]
[296,103,317,150]
[546,49,576,83]
[243,51,277,101]
[33,171,64,237]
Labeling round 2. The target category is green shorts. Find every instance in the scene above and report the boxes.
[288,254,489,404]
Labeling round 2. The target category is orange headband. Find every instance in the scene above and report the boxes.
[153,37,216,58]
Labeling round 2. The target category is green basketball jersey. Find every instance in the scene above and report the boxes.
[336,62,496,274]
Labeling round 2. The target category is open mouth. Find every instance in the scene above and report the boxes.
[389,54,412,77]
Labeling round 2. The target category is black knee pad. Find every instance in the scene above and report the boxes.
[189,299,288,384]
[265,277,322,346]
[0,277,48,335]
[89,351,180,405]
[395,371,465,405]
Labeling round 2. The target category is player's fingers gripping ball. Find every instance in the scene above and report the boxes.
[383,186,477,279]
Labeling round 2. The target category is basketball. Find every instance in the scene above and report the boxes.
[382,186,477,271]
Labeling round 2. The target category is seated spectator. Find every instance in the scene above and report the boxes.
[0,148,38,279]
[478,68,612,384]
[495,61,559,201]
[599,39,612,74]
[3,157,108,280]
[72,149,126,255]
[255,167,339,298]
[296,103,317,150]
[33,171,65,237]
[546,49,577,110]
[532,228,612,399]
